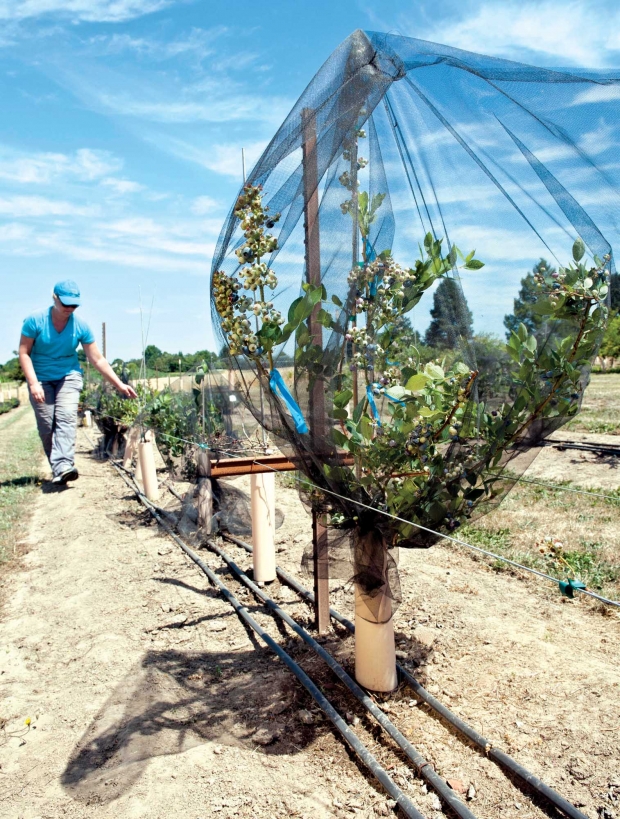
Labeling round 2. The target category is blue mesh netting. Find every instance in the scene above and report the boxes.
[210,30,618,620]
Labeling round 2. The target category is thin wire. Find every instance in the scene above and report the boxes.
[211,445,620,610]
[511,475,620,502]
[87,408,620,607]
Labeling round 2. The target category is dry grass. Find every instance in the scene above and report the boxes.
[0,407,43,575]
[461,480,620,601]
[566,372,620,435]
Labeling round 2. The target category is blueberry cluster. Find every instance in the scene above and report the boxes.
[213,185,284,360]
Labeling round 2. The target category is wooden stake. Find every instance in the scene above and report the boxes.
[251,472,276,583]
[302,106,330,634]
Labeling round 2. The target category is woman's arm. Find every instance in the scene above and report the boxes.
[83,342,138,399]
[18,335,45,403]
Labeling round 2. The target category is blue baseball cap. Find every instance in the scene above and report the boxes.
[53,280,81,306]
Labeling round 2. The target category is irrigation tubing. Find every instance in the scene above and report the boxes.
[84,422,620,610]
[207,538,477,819]
[110,463,426,819]
[105,442,590,819]
[220,532,591,819]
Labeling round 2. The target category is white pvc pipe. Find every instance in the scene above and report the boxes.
[83,410,92,428]
[138,440,159,501]
[251,472,276,583]
[354,584,398,693]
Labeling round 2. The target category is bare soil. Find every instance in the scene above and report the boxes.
[0,423,618,819]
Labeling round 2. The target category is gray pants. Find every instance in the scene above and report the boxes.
[30,372,83,478]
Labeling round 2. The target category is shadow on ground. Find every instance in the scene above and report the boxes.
[61,647,319,805]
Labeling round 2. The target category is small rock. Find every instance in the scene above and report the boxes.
[333,798,343,808]
[298,709,314,725]
[413,626,436,650]
[252,727,280,746]
[386,800,396,810]
[208,622,227,633]
[374,804,389,816]
[466,784,476,801]
[408,699,418,707]
[395,650,408,660]
[213,744,223,754]
[429,794,442,811]
[447,779,467,795]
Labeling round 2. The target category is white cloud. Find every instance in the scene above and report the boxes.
[101,177,144,194]
[571,84,620,105]
[408,1,620,68]
[191,195,221,215]
[158,137,267,179]
[0,0,172,23]
[88,27,227,62]
[0,195,97,217]
[0,146,122,184]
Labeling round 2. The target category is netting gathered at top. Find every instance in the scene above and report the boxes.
[200,30,618,620]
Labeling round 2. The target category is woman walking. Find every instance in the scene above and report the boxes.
[19,280,137,485]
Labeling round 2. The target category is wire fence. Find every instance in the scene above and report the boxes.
[84,413,620,610]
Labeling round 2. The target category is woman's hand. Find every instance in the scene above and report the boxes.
[118,384,138,399]
[29,382,45,404]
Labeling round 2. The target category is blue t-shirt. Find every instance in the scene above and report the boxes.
[21,308,95,382]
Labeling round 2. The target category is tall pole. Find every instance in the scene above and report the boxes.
[102,322,107,359]
[302,107,330,634]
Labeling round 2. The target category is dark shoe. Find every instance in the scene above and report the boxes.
[51,468,79,485]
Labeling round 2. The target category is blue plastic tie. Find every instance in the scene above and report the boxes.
[364,237,377,263]
[269,369,309,434]
[365,385,382,426]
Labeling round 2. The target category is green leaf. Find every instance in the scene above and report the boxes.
[332,429,349,448]
[583,277,593,289]
[447,246,457,266]
[331,294,343,307]
[359,415,373,441]
[464,259,484,270]
[406,373,429,391]
[333,389,353,409]
[424,362,445,380]
[352,399,365,424]
[517,323,528,342]
[386,385,407,400]
[332,407,348,420]
[316,308,333,328]
[525,334,537,353]
[572,238,585,262]
[287,296,303,325]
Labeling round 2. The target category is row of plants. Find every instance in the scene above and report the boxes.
[82,366,227,471]
[0,398,19,415]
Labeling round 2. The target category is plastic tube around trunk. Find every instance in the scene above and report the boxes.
[83,410,92,428]
[355,584,397,693]
[138,440,159,501]
[122,426,140,470]
[250,472,276,583]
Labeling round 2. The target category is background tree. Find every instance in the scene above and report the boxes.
[424,277,473,348]
[599,314,620,359]
[610,271,619,313]
[504,259,555,341]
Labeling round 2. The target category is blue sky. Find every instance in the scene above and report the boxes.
[1,0,619,363]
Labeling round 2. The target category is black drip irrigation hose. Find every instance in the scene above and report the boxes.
[207,538,477,819]
[111,463,425,819]
[221,533,590,819]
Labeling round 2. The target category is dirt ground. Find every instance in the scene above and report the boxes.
[0,419,619,819]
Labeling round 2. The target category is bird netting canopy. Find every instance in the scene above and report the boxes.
[210,30,617,621]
